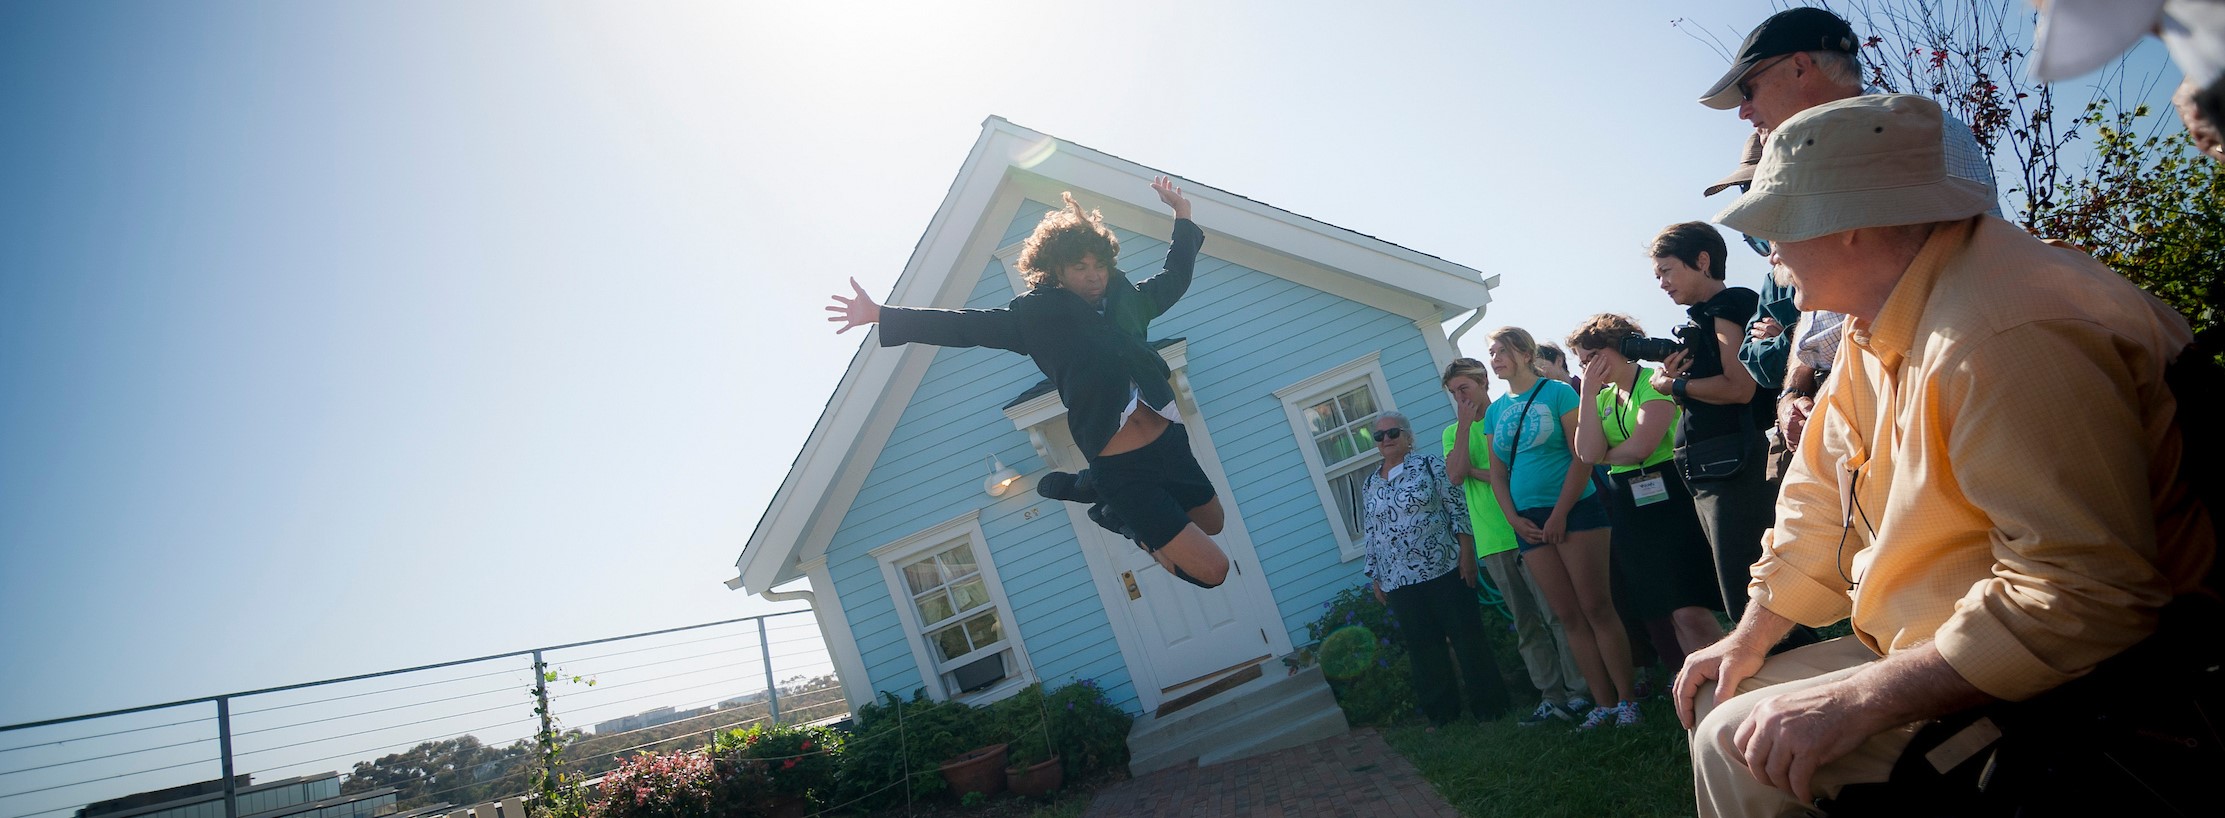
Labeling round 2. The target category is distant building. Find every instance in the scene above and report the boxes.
[589,704,719,736]
[78,773,394,818]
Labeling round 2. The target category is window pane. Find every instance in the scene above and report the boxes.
[932,624,972,661]
[963,611,1002,647]
[1330,468,1368,539]
[915,590,955,625]
[1348,428,1376,457]
[1318,431,1355,464]
[950,578,990,613]
[902,559,942,596]
[940,545,979,580]
[1305,400,1341,435]
[1338,387,1376,421]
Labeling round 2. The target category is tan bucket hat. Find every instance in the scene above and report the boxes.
[1702,131,1764,197]
[1715,94,1994,243]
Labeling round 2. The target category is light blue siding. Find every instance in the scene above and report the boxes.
[821,197,1458,715]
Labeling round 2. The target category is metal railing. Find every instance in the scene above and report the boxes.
[0,612,843,818]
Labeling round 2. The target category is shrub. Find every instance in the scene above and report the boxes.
[831,690,986,809]
[1044,679,1130,779]
[708,723,841,813]
[986,684,1055,770]
[1304,585,1416,725]
[1302,583,1535,725]
[586,751,714,818]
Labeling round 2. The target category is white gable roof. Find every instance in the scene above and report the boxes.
[732,116,1497,594]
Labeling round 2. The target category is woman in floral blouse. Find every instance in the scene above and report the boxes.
[1364,410,1512,726]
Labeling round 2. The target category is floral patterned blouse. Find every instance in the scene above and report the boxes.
[1361,451,1472,593]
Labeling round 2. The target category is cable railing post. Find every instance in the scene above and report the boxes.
[531,649,554,808]
[758,617,780,726]
[217,697,238,818]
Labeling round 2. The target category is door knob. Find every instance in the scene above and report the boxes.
[1121,571,1141,600]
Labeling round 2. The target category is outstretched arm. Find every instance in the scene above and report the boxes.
[826,277,1025,352]
[1136,176,1204,314]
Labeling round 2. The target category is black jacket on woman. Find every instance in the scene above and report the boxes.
[876,219,1204,460]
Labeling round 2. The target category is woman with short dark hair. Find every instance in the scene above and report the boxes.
[1643,222,1774,623]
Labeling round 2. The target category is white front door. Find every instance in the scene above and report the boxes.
[1046,413,1283,708]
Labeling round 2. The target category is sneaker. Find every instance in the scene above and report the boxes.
[1632,669,1655,700]
[1614,700,1642,728]
[1036,470,1100,504]
[1564,696,1593,715]
[1575,705,1618,731]
[1517,700,1570,727]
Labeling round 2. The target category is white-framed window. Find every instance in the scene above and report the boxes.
[1273,352,1397,561]
[871,511,1033,702]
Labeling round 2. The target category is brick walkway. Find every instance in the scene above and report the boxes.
[1081,728,1459,818]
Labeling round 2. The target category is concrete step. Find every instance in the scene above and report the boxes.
[1194,703,1348,767]
[1127,664,1349,776]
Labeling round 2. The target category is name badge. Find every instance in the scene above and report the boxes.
[1629,474,1669,506]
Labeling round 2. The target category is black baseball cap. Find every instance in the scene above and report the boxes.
[1698,7,1859,110]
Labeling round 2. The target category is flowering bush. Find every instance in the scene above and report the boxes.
[710,723,842,810]
[587,751,714,818]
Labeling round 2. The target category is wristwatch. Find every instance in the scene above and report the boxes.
[1671,378,1689,400]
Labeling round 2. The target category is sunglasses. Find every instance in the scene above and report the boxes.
[1737,54,1795,103]
[1371,427,1406,443]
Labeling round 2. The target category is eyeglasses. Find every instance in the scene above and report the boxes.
[1737,54,1796,103]
[1371,427,1405,443]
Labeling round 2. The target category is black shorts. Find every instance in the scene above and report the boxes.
[1512,493,1611,553]
[1092,423,1218,550]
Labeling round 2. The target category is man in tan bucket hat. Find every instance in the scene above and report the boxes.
[1672,94,2212,817]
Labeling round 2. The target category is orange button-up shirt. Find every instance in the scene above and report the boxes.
[1752,216,2213,702]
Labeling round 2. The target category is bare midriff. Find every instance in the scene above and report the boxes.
[1098,406,1171,457]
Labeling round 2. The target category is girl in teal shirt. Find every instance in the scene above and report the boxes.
[1483,327,1640,729]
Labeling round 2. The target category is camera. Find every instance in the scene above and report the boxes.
[1618,325,1703,362]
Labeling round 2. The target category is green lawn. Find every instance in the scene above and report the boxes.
[1381,705,1697,818]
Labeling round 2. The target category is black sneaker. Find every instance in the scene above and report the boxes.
[1036,469,1100,504]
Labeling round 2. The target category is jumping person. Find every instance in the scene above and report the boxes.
[825,178,1231,589]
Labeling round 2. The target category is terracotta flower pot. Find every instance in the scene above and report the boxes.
[1005,755,1063,798]
[938,743,1008,798]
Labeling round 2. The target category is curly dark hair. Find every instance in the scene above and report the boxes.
[1016,193,1120,290]
[1648,221,1727,280]
[1567,313,1645,353]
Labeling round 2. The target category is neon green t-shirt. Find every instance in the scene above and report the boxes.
[1441,421,1520,558]
[1594,366,1680,474]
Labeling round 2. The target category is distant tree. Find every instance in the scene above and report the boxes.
[343,735,535,809]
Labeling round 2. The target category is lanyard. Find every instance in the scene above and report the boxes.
[1503,382,1547,474]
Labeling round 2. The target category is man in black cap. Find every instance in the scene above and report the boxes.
[1698,5,2000,466]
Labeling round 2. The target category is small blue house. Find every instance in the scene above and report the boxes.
[730,117,1498,772]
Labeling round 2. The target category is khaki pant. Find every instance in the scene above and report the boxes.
[1690,637,1922,818]
[1480,549,1585,703]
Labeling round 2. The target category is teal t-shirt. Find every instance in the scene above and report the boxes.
[1441,422,1519,558]
[1486,378,1593,511]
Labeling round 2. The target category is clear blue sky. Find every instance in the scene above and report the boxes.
[0,0,2176,732]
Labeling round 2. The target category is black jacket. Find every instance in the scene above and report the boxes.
[878,218,1204,460]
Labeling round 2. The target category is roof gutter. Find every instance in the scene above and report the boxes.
[1444,275,1500,354]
